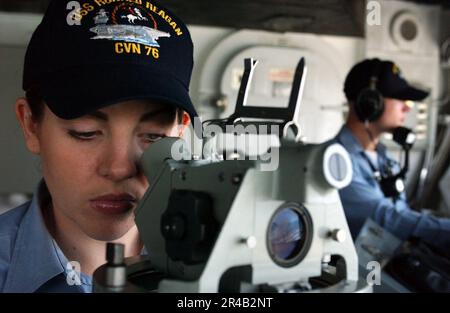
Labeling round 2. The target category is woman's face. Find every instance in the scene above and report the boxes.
[20,100,189,241]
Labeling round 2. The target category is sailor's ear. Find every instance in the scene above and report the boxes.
[15,97,41,155]
[178,111,191,137]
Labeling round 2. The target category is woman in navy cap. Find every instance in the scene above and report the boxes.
[0,0,197,292]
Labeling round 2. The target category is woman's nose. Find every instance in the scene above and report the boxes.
[99,142,143,181]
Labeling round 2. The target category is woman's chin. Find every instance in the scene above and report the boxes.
[83,220,136,242]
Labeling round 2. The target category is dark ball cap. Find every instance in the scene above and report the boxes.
[344,58,429,102]
[23,0,197,120]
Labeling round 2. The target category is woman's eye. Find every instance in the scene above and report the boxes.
[68,130,99,140]
[143,133,165,143]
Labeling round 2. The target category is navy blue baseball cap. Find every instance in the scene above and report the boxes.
[23,0,197,121]
[344,58,429,102]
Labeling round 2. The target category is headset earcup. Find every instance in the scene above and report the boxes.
[355,88,384,122]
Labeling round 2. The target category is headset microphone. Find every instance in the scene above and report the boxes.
[377,127,416,199]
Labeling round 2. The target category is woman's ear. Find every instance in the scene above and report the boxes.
[178,111,191,137]
[15,97,41,155]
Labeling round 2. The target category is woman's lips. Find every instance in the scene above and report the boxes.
[89,193,136,215]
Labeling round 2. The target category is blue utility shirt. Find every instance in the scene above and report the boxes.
[0,181,93,292]
[333,125,450,251]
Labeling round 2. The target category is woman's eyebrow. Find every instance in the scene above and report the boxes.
[86,111,108,121]
[139,107,173,122]
[82,107,172,123]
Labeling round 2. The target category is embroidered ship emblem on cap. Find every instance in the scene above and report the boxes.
[90,4,170,47]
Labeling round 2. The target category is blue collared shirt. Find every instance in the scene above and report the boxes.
[332,125,450,251]
[0,181,92,293]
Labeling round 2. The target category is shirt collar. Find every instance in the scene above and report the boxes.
[336,125,387,156]
[4,180,91,292]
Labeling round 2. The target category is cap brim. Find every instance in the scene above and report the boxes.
[40,63,197,121]
[390,85,429,102]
